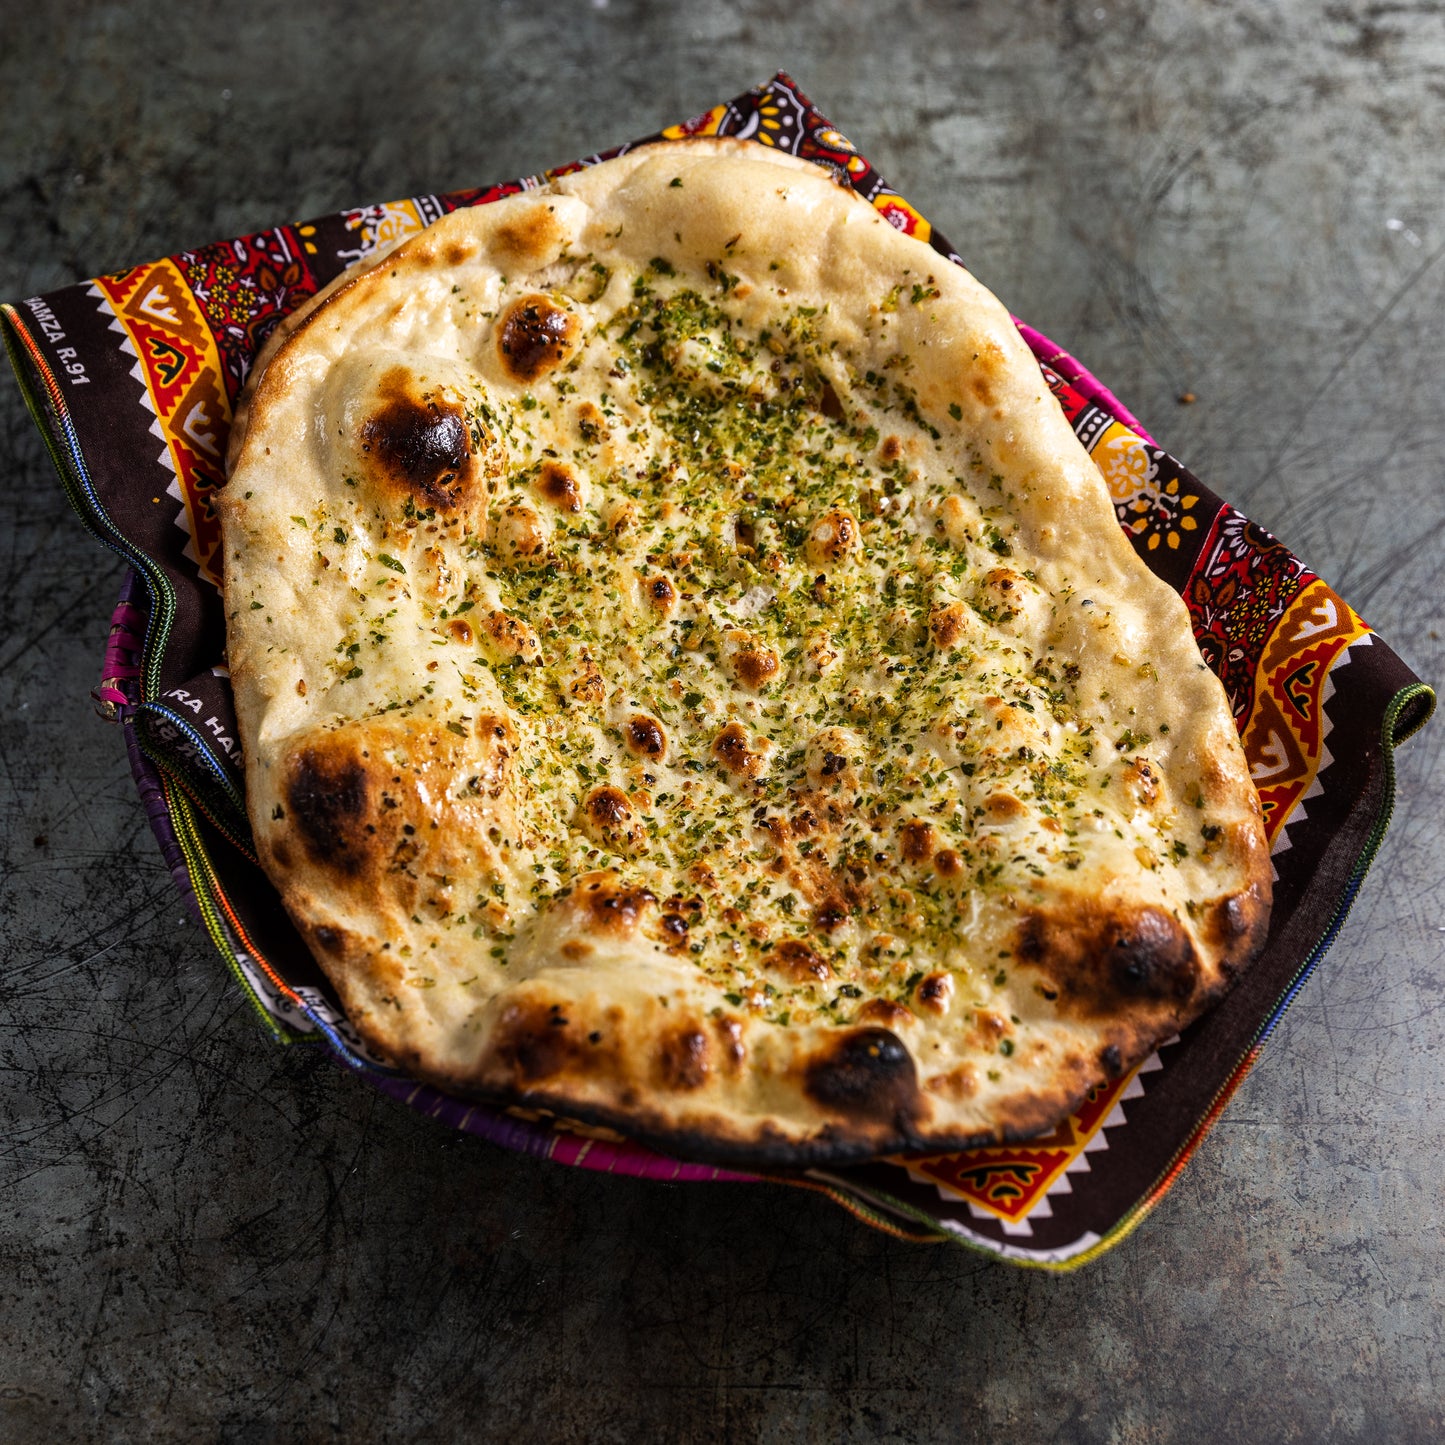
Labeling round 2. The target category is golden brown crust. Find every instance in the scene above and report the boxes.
[220,140,1272,1167]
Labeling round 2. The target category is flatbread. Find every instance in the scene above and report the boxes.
[218,140,1270,1166]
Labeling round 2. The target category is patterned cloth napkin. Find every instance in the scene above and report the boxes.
[5,72,1433,1266]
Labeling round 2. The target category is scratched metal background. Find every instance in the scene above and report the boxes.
[2,2,1442,1440]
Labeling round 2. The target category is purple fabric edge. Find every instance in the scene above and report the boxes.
[365,1071,758,1182]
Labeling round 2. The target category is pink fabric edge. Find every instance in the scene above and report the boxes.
[96,599,146,707]
[1013,319,1157,446]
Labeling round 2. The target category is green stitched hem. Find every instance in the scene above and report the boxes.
[3,304,251,842]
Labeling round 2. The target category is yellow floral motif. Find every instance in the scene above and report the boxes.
[1095,426,1155,501]
[755,95,787,147]
[1139,478,1200,551]
[339,200,427,266]
[661,104,726,140]
[871,192,932,243]
[1091,424,1200,551]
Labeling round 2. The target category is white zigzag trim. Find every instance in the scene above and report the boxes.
[920,1033,1182,1241]
[1268,632,1373,857]
[804,1171,1105,1263]
[932,1218,1106,1264]
[90,282,202,574]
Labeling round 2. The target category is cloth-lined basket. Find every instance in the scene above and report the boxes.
[5,72,1432,1266]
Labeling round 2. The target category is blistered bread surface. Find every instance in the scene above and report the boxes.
[219,141,1270,1164]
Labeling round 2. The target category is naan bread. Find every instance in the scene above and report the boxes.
[219,140,1270,1165]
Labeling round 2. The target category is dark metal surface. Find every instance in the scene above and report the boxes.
[2,2,1442,1439]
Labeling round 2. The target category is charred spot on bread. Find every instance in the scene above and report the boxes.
[478,608,541,664]
[497,294,578,383]
[307,921,357,961]
[772,938,831,983]
[803,1028,919,1124]
[858,998,913,1029]
[489,998,591,1084]
[585,786,631,826]
[712,722,765,778]
[803,508,857,568]
[723,629,779,690]
[1015,904,1202,1015]
[930,601,971,650]
[1120,755,1161,807]
[359,368,479,512]
[1202,881,1271,970]
[534,459,583,512]
[581,787,643,851]
[285,745,371,875]
[645,574,677,614]
[277,715,517,895]
[899,819,937,862]
[983,791,1027,822]
[934,849,964,879]
[567,655,606,704]
[813,895,851,933]
[656,1026,710,1090]
[624,714,667,758]
[573,870,656,935]
[915,972,953,1013]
